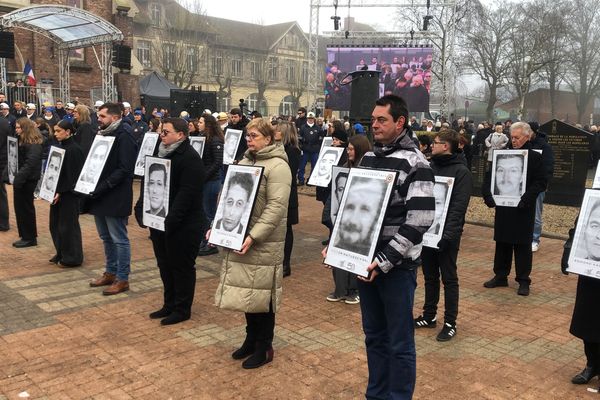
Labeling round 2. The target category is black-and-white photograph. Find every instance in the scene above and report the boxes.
[307,146,345,188]
[223,128,243,165]
[208,165,264,251]
[320,136,334,153]
[39,146,66,203]
[134,133,159,176]
[422,176,455,249]
[330,166,349,223]
[491,149,528,207]
[325,167,397,277]
[593,160,600,189]
[74,135,115,194]
[568,189,600,280]
[189,136,206,158]
[143,157,171,231]
[7,136,18,185]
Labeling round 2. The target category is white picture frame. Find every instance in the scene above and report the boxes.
[143,157,171,232]
[330,166,350,223]
[567,189,600,280]
[491,149,528,208]
[422,176,455,249]
[319,136,333,154]
[223,129,243,165]
[208,164,264,251]
[7,136,18,185]
[325,167,398,277]
[39,146,66,203]
[134,133,159,176]
[593,160,600,189]
[308,146,345,188]
[74,135,115,194]
[189,136,206,158]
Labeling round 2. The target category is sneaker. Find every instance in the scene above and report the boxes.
[531,242,539,252]
[344,295,360,305]
[414,315,437,328]
[326,293,344,302]
[436,322,457,342]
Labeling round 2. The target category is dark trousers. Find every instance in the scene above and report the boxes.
[358,267,417,400]
[283,224,293,274]
[245,302,275,349]
[493,241,532,284]
[332,268,358,298]
[0,182,8,230]
[150,229,201,316]
[421,246,459,324]
[13,180,37,240]
[297,151,318,183]
[584,341,600,369]
[49,192,83,265]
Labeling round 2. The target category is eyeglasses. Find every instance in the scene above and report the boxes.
[433,140,446,145]
[245,133,262,140]
[160,129,175,136]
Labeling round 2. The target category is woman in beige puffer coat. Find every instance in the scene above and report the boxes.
[214,117,291,369]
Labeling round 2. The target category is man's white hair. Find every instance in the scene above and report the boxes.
[509,121,533,137]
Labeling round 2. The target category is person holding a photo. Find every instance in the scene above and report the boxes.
[482,122,547,296]
[12,118,43,248]
[49,120,85,267]
[135,117,205,325]
[214,117,291,369]
[414,129,472,342]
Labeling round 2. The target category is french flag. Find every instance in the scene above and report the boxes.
[23,60,36,86]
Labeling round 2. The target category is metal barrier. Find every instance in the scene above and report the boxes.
[3,85,63,108]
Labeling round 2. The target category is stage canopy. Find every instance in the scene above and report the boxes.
[139,72,179,98]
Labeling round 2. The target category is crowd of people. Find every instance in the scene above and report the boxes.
[0,91,598,399]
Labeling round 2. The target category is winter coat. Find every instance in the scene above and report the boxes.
[55,137,84,194]
[298,123,325,153]
[88,121,138,217]
[203,135,224,182]
[482,144,547,244]
[284,143,301,225]
[429,153,473,247]
[0,117,9,173]
[74,121,95,157]
[485,132,509,161]
[529,132,555,184]
[14,142,42,188]
[215,144,291,313]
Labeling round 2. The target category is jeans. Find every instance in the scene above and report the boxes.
[297,151,319,183]
[203,179,222,224]
[358,267,417,400]
[94,215,131,281]
[532,191,545,244]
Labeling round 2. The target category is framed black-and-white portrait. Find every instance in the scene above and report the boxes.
[491,149,528,207]
[593,160,600,189]
[39,146,66,203]
[208,164,264,251]
[134,133,159,176]
[423,176,455,249]
[568,189,600,280]
[223,128,243,165]
[319,136,333,153]
[74,135,115,194]
[7,136,18,185]
[143,157,171,231]
[189,136,206,158]
[330,166,350,222]
[325,167,398,277]
[308,146,345,187]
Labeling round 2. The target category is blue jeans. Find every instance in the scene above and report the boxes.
[203,179,222,224]
[358,267,417,400]
[297,151,319,183]
[532,191,545,244]
[94,216,131,281]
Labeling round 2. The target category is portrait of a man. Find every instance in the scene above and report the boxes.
[335,177,387,256]
[7,138,17,184]
[190,137,205,158]
[430,182,449,235]
[215,172,253,234]
[145,163,168,217]
[330,169,349,222]
[135,134,159,175]
[493,154,525,197]
[81,141,110,184]
[309,147,344,187]
[44,152,62,192]
[223,130,241,164]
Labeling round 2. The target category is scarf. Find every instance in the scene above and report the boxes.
[158,138,185,157]
[98,119,122,136]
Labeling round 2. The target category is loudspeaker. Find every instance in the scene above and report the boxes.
[112,44,131,70]
[350,71,380,121]
[0,32,15,59]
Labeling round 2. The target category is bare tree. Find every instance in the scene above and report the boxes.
[565,0,600,124]
[286,60,306,112]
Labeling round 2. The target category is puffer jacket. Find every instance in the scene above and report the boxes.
[214,144,291,313]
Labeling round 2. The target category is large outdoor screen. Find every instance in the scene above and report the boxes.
[325,46,433,113]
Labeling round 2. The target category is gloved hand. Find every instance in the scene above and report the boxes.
[437,239,451,252]
[483,196,496,208]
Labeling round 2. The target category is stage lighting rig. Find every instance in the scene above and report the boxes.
[331,0,341,30]
[423,15,433,31]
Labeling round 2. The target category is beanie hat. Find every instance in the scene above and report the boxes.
[332,129,348,143]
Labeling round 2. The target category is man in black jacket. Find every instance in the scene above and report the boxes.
[414,129,472,342]
[226,108,248,161]
[297,112,324,185]
[0,117,10,231]
[88,103,138,295]
[529,122,554,253]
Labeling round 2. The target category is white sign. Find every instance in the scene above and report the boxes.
[423,176,455,249]
[39,146,66,203]
[491,149,528,208]
[567,189,600,280]
[330,166,350,223]
[7,136,18,185]
[189,136,206,158]
[134,133,159,176]
[143,157,171,232]
[308,146,345,188]
[74,135,115,194]
[223,129,243,165]
[319,136,333,154]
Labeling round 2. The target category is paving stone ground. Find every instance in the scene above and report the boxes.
[0,184,598,399]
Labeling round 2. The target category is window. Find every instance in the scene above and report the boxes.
[187,47,198,72]
[250,61,261,79]
[268,57,278,81]
[285,60,296,83]
[149,3,161,26]
[302,61,309,84]
[218,97,230,113]
[137,40,151,68]
[164,43,175,70]
[279,95,296,116]
[232,59,243,77]
[211,53,223,76]
[246,93,268,115]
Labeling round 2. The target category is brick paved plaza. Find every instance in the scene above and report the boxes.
[0,184,597,399]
